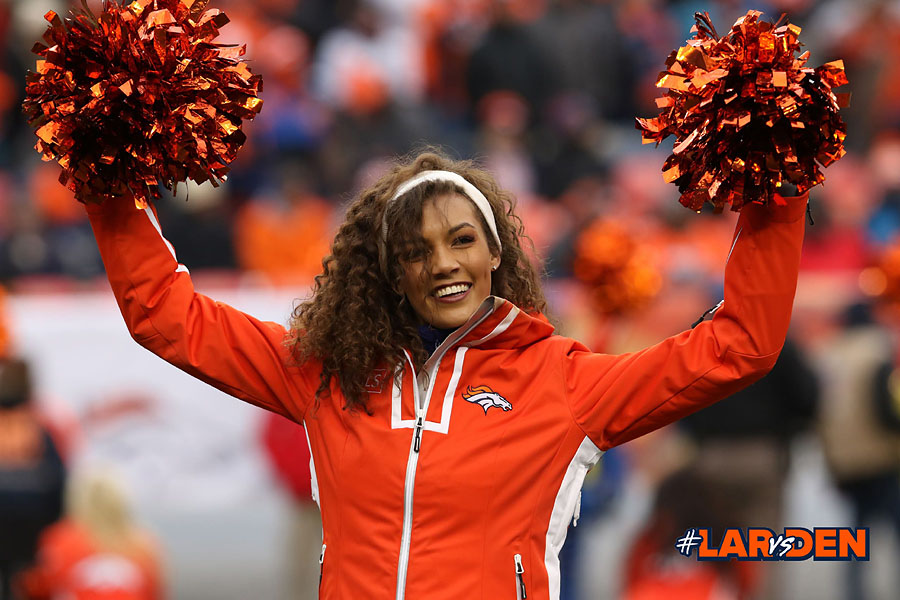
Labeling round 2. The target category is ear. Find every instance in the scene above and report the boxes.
[490,256,500,272]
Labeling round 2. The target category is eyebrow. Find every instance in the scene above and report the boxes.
[448,222,476,234]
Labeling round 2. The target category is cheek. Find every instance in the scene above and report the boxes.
[475,255,495,288]
[400,264,424,296]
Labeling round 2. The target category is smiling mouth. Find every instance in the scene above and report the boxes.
[433,283,472,300]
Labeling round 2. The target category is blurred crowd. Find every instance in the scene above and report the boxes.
[0,0,896,287]
[1,0,900,599]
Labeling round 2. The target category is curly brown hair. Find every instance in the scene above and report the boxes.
[289,151,547,412]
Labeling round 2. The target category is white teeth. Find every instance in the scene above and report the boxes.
[435,284,470,298]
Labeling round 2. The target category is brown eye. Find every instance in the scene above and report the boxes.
[453,235,475,245]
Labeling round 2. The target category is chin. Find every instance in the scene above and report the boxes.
[430,316,466,329]
[419,291,489,329]
[428,305,472,329]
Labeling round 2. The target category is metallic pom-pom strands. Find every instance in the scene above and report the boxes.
[637,11,849,213]
[23,0,263,208]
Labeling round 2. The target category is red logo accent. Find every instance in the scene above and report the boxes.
[365,369,388,394]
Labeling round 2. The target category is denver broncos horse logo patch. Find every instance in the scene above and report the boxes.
[462,385,512,415]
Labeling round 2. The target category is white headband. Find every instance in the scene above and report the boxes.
[379,170,502,271]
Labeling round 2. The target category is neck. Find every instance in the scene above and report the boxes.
[418,323,456,356]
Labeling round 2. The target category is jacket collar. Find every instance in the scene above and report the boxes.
[423,297,555,369]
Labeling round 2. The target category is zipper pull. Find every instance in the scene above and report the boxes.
[319,543,326,586]
[319,543,327,565]
[691,299,724,329]
[413,416,424,453]
[514,554,527,599]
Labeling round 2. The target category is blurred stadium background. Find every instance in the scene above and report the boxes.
[2,0,900,598]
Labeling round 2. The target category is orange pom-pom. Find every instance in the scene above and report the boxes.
[23,0,263,208]
[637,11,849,213]
[573,220,662,316]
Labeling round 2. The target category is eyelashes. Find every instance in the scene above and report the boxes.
[399,231,478,264]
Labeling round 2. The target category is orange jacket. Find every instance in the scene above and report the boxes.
[86,195,806,600]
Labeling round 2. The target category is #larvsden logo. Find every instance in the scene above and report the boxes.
[675,527,869,561]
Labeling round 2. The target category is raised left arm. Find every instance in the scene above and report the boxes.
[563,194,808,450]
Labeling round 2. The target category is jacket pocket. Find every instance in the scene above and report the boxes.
[514,553,527,599]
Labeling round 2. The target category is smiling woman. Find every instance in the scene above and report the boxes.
[85,148,809,600]
[397,193,500,329]
[290,152,546,412]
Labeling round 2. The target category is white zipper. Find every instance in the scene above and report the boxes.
[514,554,527,599]
[394,301,498,600]
[395,351,428,600]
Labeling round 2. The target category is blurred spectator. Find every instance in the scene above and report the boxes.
[474,90,538,197]
[19,469,163,600]
[809,0,900,150]
[465,0,558,121]
[533,92,608,200]
[316,105,435,199]
[799,155,878,276]
[613,0,680,117]
[250,25,332,158]
[312,0,425,111]
[417,0,482,114]
[531,0,634,121]
[290,0,344,47]
[816,302,900,600]
[154,182,237,272]
[866,130,900,246]
[260,413,320,600]
[679,339,819,600]
[0,2,29,169]
[234,170,335,287]
[680,338,820,477]
[622,466,757,600]
[0,357,66,600]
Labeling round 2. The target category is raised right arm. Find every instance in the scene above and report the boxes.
[85,200,317,422]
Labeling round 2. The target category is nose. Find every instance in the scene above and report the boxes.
[429,244,459,277]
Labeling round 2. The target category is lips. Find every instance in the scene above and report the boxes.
[433,282,472,300]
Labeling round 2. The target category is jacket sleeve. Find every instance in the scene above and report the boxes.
[563,194,808,450]
[85,199,317,422]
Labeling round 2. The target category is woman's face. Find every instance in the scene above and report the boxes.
[398,193,499,329]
